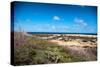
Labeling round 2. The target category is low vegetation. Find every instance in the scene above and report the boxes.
[13,32,97,66]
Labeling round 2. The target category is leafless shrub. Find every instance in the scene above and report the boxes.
[13,22,30,48]
[63,45,97,61]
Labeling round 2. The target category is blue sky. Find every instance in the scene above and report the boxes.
[12,1,97,33]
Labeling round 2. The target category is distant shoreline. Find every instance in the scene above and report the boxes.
[27,32,97,35]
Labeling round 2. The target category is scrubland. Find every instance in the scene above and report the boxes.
[13,32,97,65]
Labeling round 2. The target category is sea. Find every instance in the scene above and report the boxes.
[27,32,97,35]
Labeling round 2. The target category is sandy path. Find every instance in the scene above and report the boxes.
[50,40,96,47]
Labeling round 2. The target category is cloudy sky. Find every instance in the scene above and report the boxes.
[12,2,97,33]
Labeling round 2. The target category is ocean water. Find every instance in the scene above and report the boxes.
[27,32,97,35]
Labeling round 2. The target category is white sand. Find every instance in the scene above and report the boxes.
[50,40,96,47]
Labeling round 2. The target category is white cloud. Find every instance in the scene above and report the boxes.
[52,26,56,29]
[53,16,60,21]
[74,18,87,27]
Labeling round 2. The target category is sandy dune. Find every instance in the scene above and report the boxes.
[30,34,97,48]
[50,40,96,47]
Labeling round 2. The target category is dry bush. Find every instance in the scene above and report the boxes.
[63,45,97,61]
